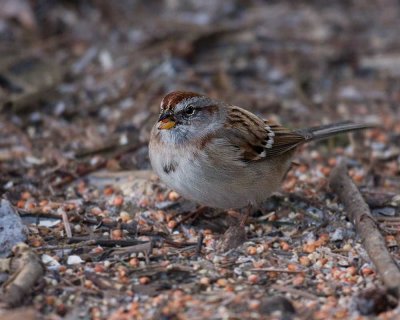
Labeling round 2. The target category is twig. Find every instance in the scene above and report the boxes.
[251,268,303,274]
[17,208,62,220]
[59,208,72,238]
[377,217,400,222]
[195,233,204,257]
[329,161,400,297]
[67,237,147,247]
[111,241,153,257]
[75,140,146,159]
[163,239,198,248]
[317,247,352,261]
[271,284,318,300]
[93,219,137,235]
[36,240,95,251]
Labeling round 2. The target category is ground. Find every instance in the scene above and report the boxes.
[0,1,400,319]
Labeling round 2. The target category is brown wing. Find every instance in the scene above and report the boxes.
[223,106,305,161]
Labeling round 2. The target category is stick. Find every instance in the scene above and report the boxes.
[59,208,72,238]
[67,237,147,247]
[195,233,204,257]
[271,284,318,300]
[329,162,400,296]
[251,268,304,273]
[111,241,153,257]
[0,243,45,307]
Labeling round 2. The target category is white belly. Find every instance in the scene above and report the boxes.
[149,143,291,209]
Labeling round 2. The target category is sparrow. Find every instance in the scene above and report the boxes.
[149,91,373,226]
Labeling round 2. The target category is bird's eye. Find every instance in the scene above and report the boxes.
[185,105,195,115]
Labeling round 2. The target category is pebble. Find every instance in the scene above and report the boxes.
[139,276,151,285]
[67,255,84,265]
[299,256,311,267]
[120,211,131,222]
[330,228,345,241]
[216,279,227,287]
[113,195,124,206]
[248,274,259,284]
[292,275,305,286]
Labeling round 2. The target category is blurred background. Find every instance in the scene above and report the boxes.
[1,0,399,189]
[2,2,400,318]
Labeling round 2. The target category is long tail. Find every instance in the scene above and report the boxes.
[295,121,377,142]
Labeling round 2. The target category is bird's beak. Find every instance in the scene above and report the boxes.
[157,112,176,130]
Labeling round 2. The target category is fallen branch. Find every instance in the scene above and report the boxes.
[75,140,145,159]
[111,241,153,262]
[251,268,304,274]
[59,208,72,238]
[0,307,37,320]
[271,284,318,300]
[0,243,45,308]
[67,237,147,247]
[329,162,400,296]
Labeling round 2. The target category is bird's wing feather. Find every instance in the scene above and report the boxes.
[220,106,305,161]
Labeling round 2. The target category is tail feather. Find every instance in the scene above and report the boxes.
[295,121,377,142]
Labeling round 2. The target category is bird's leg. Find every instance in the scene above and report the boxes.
[239,204,252,227]
[174,206,208,228]
[217,205,252,252]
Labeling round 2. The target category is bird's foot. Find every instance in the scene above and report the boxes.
[173,206,208,228]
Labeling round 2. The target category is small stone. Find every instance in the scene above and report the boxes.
[199,277,210,286]
[103,187,114,196]
[84,280,93,289]
[303,243,317,253]
[287,264,297,272]
[346,266,357,276]
[338,259,350,267]
[67,255,84,265]
[94,264,105,273]
[248,274,259,284]
[111,229,123,240]
[216,278,227,287]
[73,224,82,233]
[0,199,27,257]
[330,228,345,241]
[361,267,374,276]
[256,245,264,254]
[342,243,352,251]
[292,275,305,286]
[91,246,104,254]
[280,241,290,251]
[168,191,180,201]
[299,256,311,267]
[129,258,140,267]
[120,211,131,222]
[248,300,260,310]
[167,220,177,229]
[21,191,32,200]
[139,276,151,285]
[113,195,124,206]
